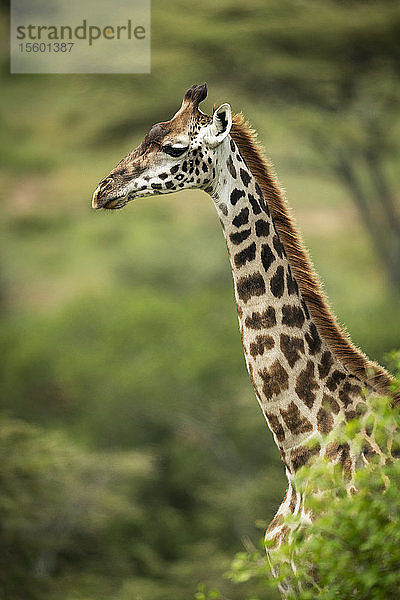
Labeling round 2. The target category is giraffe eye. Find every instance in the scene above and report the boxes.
[162,144,188,157]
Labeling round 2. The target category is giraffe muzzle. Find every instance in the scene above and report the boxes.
[92,182,130,210]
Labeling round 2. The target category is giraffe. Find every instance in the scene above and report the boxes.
[92,83,397,593]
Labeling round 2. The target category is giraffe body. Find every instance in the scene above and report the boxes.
[92,83,396,592]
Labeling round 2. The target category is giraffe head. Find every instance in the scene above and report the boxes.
[92,83,233,209]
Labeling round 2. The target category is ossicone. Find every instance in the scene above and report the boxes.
[182,83,208,108]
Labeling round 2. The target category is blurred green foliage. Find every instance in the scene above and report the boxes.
[0,418,151,600]
[0,0,399,598]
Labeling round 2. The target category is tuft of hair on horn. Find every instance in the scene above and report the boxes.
[183,82,208,107]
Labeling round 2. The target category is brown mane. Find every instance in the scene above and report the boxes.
[231,112,393,395]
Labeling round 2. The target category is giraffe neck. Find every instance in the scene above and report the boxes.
[208,136,364,478]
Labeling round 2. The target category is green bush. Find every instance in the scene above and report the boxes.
[0,418,152,600]
[0,286,284,600]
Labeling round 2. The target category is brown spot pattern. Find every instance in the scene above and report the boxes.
[259,359,289,400]
[234,242,256,268]
[255,219,270,237]
[245,307,276,329]
[289,487,297,512]
[362,442,377,462]
[272,235,285,258]
[317,407,334,434]
[270,265,285,298]
[281,305,305,328]
[326,441,340,461]
[240,168,251,186]
[229,228,251,245]
[305,323,322,355]
[345,409,356,421]
[280,401,313,435]
[265,412,286,442]
[339,443,352,479]
[295,360,319,409]
[261,244,275,273]
[326,442,352,479]
[236,272,266,302]
[230,188,245,205]
[248,193,261,215]
[226,155,237,179]
[280,334,305,368]
[232,207,249,228]
[322,392,340,415]
[339,381,362,408]
[290,442,321,471]
[250,334,275,357]
[318,351,334,379]
[219,203,228,216]
[286,268,298,295]
[326,370,346,392]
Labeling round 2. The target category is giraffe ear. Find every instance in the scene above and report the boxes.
[204,103,232,147]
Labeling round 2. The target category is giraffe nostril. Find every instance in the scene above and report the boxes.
[91,177,116,209]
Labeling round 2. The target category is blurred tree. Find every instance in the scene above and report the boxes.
[238,0,400,287]
[163,0,400,286]
[0,417,152,600]
[0,289,284,599]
